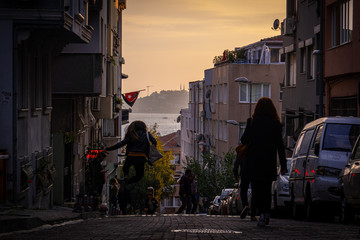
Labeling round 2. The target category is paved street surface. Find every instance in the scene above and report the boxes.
[0,214,359,240]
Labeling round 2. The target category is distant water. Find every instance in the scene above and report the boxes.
[122,112,181,136]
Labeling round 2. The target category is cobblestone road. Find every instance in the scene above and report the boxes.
[0,214,359,240]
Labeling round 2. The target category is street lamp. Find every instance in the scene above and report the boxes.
[235,77,252,118]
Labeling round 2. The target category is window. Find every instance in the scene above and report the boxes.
[215,85,219,103]
[323,123,360,152]
[239,84,247,102]
[270,49,279,63]
[279,83,284,101]
[223,83,227,104]
[330,96,357,117]
[289,53,296,86]
[300,48,305,73]
[219,84,223,103]
[238,83,271,103]
[331,0,353,47]
[223,121,227,141]
[293,129,315,157]
[306,45,315,80]
[309,125,323,155]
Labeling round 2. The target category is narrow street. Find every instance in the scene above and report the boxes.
[1,214,359,240]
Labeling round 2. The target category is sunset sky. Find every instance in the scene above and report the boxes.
[122,0,286,96]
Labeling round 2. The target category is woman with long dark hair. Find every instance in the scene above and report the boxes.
[241,97,287,227]
[106,120,157,184]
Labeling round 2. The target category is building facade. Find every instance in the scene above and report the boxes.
[180,36,285,165]
[0,0,94,208]
[159,132,182,213]
[281,0,324,147]
[51,0,127,205]
[0,0,128,208]
[323,0,359,117]
[206,37,285,159]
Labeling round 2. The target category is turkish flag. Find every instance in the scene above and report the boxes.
[122,91,140,107]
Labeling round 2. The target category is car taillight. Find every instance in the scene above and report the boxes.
[315,166,341,177]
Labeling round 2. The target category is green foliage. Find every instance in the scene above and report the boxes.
[186,150,236,209]
[213,48,247,65]
[124,124,175,213]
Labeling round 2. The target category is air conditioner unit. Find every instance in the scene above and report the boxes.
[282,18,295,36]
[91,97,100,111]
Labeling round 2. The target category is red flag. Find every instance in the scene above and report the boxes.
[122,91,140,107]
[222,51,226,61]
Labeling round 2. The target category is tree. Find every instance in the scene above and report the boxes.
[123,124,175,213]
[186,150,236,210]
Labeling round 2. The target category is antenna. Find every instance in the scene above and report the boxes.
[146,85,153,96]
[272,19,280,31]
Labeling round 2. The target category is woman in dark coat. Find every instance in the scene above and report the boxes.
[241,97,287,227]
[106,120,157,184]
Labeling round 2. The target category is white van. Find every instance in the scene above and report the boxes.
[289,117,360,219]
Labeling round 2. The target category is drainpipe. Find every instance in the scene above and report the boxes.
[317,0,324,118]
[12,26,19,204]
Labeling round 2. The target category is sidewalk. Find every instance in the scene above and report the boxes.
[0,204,101,234]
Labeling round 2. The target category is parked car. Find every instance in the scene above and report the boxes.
[219,188,233,215]
[289,117,360,219]
[339,134,360,222]
[229,181,253,216]
[229,182,241,215]
[271,158,292,212]
[208,195,221,215]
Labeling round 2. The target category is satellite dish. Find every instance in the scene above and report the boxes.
[272,19,280,30]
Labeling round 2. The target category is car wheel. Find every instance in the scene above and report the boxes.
[304,193,314,221]
[340,197,354,223]
[292,199,302,219]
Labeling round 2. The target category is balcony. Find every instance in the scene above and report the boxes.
[52,53,103,95]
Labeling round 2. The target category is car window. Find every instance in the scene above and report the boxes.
[350,136,360,162]
[323,124,360,152]
[309,125,323,155]
[295,129,315,157]
[293,132,305,158]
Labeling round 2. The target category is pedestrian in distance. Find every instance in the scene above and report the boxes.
[106,120,157,185]
[233,154,257,221]
[176,169,192,214]
[144,192,158,215]
[189,173,198,214]
[109,178,119,215]
[241,97,288,227]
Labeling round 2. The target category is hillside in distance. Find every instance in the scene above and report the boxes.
[131,90,189,114]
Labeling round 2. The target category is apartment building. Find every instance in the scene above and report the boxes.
[180,36,285,163]
[206,36,285,159]
[0,0,94,208]
[51,0,127,205]
[0,0,128,208]
[281,0,324,146]
[323,0,359,116]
